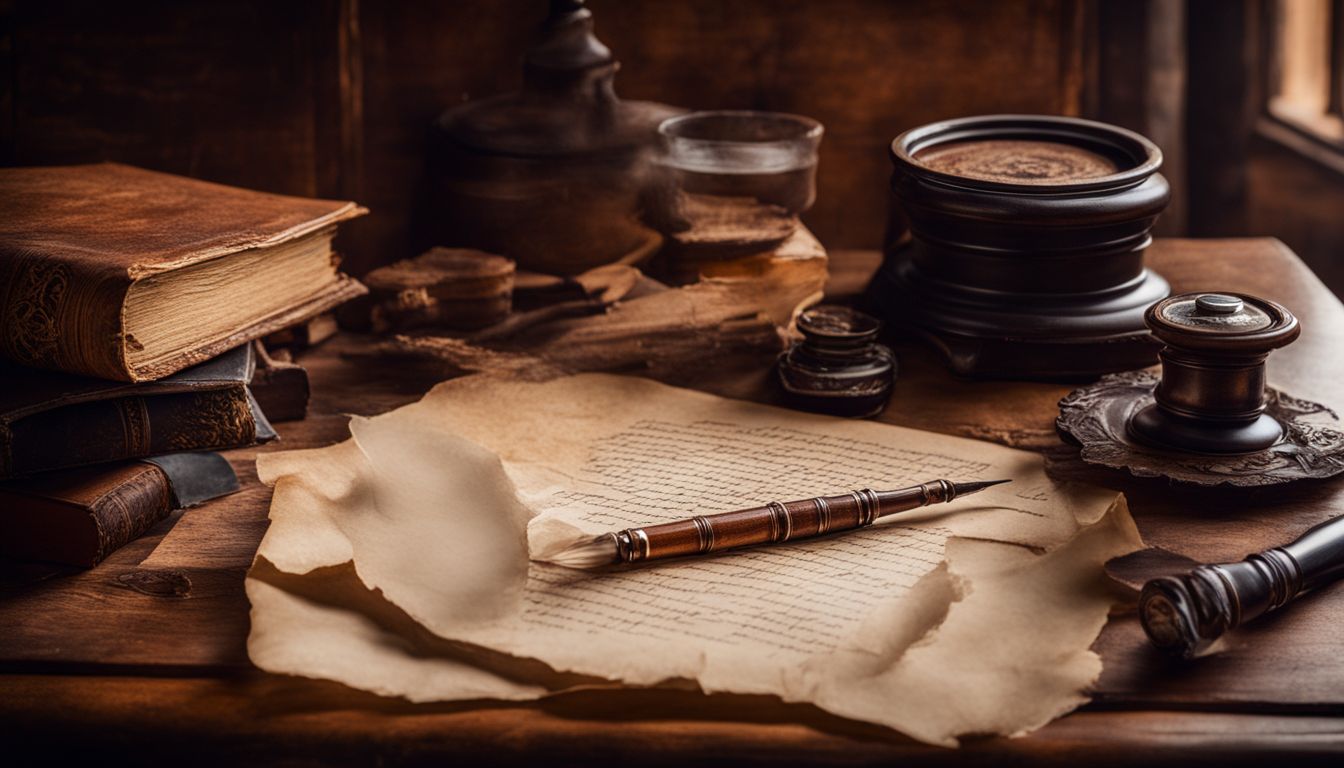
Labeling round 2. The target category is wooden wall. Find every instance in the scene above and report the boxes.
[1247,138,1344,294]
[3,0,339,198]
[0,0,1089,276]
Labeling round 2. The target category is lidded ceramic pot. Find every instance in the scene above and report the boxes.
[429,0,681,274]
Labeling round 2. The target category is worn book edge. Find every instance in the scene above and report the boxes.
[127,203,368,279]
[127,272,366,382]
[0,462,171,567]
[0,344,278,477]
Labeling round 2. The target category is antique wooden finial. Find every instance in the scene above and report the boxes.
[524,0,613,82]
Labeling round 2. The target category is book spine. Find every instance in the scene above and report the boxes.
[1,386,257,478]
[0,247,132,380]
[0,464,173,567]
[86,464,174,566]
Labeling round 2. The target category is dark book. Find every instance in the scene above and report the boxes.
[0,344,276,479]
[249,341,310,423]
[0,163,366,382]
[0,453,238,568]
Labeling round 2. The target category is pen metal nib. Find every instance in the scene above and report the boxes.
[949,478,1011,499]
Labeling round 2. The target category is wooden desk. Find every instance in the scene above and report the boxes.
[3,239,1343,765]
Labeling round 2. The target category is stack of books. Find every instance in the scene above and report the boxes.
[0,163,366,568]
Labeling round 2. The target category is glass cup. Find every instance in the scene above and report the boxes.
[648,110,824,234]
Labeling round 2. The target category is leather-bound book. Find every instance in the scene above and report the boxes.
[0,453,239,568]
[0,163,367,382]
[0,344,275,479]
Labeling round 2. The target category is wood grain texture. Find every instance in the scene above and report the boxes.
[567,0,1090,255]
[1,241,1342,761]
[10,0,1343,303]
[1185,0,1257,238]
[1083,0,1187,235]
[1,676,1343,766]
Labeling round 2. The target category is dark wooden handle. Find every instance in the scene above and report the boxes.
[614,490,879,563]
[1140,514,1344,658]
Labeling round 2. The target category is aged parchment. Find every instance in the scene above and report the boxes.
[246,374,1141,746]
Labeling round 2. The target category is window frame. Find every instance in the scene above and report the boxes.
[1258,0,1344,176]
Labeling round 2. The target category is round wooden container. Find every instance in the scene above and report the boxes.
[870,114,1172,378]
[362,248,516,332]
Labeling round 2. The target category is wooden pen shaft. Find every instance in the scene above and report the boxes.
[614,482,954,564]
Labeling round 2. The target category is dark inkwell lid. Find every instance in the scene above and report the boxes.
[1145,292,1299,353]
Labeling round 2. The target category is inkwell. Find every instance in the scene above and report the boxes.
[1057,291,1344,485]
[1129,292,1298,454]
[777,305,895,418]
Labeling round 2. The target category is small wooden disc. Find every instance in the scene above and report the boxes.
[364,247,515,300]
[665,193,798,252]
[363,247,516,332]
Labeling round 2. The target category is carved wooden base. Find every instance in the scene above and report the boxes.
[1056,370,1344,486]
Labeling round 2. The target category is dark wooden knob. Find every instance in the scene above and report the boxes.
[527,0,612,74]
[1128,291,1300,454]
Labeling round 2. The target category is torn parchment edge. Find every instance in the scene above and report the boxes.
[247,416,1141,747]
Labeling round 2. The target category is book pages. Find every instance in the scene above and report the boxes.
[246,374,1141,746]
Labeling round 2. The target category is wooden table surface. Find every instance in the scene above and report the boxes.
[3,239,1343,766]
